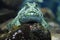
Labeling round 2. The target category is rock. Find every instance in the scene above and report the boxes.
[2,0,23,8]
[0,8,16,23]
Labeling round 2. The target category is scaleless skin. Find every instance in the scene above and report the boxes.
[7,2,49,31]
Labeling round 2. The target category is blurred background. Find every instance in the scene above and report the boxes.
[0,0,60,40]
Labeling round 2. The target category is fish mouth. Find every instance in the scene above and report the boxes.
[19,16,41,24]
[19,12,41,23]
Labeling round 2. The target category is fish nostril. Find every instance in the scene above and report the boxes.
[30,13,34,15]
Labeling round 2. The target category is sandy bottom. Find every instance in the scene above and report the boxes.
[51,33,60,40]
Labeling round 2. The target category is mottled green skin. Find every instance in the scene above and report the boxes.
[7,2,49,30]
